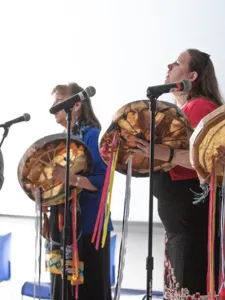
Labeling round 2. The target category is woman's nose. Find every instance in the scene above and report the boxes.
[167,63,172,71]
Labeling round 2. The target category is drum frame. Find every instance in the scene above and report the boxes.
[18,133,93,205]
[190,104,225,184]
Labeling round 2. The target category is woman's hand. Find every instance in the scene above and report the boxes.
[52,164,97,191]
[52,164,66,183]
[131,138,170,161]
[131,138,150,158]
[52,164,77,186]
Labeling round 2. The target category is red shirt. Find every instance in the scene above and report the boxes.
[169,98,216,181]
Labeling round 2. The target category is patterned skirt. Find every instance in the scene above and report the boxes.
[153,171,221,299]
[163,232,220,300]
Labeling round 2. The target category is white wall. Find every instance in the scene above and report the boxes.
[113,222,164,292]
[0,0,225,223]
[0,215,164,300]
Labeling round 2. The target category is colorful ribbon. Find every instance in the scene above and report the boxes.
[71,189,79,299]
[207,160,217,299]
[92,132,119,249]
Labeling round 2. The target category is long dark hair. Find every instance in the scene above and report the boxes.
[187,49,224,107]
[52,82,101,130]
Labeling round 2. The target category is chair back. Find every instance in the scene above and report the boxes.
[110,234,116,286]
[0,232,11,281]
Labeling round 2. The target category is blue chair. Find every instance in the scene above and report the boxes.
[0,232,11,281]
[110,234,116,286]
[21,282,51,299]
[21,234,117,299]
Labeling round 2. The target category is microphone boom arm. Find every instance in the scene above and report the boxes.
[0,126,9,148]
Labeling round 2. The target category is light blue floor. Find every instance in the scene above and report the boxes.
[112,289,163,299]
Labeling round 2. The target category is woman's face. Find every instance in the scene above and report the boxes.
[52,91,68,127]
[51,91,82,128]
[165,51,192,84]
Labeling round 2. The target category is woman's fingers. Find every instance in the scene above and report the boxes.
[135,138,149,147]
[136,143,148,152]
[130,148,144,155]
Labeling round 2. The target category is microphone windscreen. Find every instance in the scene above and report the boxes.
[85,86,96,98]
[23,113,31,121]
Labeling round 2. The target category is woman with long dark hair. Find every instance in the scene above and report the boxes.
[132,49,223,299]
[45,82,113,300]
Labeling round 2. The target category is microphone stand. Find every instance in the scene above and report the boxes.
[145,89,161,300]
[62,107,73,300]
[0,126,10,148]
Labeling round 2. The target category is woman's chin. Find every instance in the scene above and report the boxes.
[55,117,65,126]
[165,76,170,84]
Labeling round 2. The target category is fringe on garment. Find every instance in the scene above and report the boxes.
[191,182,210,205]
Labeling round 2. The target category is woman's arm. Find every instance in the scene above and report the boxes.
[132,138,193,169]
[154,144,193,169]
[70,173,97,191]
[169,149,193,169]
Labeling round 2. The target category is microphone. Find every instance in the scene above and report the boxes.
[147,79,192,97]
[49,86,96,115]
[0,113,31,128]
